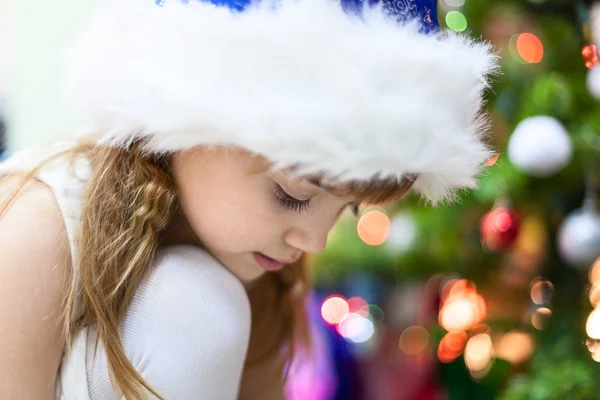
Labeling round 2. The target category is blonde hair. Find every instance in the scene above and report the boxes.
[0,135,415,399]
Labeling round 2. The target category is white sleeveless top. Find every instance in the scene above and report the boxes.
[0,142,93,399]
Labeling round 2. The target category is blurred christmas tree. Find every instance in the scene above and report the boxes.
[309,0,600,398]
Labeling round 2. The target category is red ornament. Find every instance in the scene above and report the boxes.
[583,44,599,69]
[480,207,521,251]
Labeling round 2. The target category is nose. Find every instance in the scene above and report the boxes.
[284,220,333,255]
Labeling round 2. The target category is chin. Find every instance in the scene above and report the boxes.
[226,257,266,283]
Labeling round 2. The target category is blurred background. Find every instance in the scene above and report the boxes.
[3,0,600,399]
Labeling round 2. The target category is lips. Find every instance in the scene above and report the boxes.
[253,252,298,271]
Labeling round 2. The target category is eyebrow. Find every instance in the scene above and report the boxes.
[304,175,362,215]
[306,176,326,188]
[305,176,341,194]
[305,175,359,202]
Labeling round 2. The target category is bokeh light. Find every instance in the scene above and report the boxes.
[495,331,534,364]
[475,295,487,322]
[589,257,600,284]
[589,339,600,362]
[438,331,467,363]
[440,277,460,302]
[593,349,600,363]
[516,217,547,256]
[508,34,528,64]
[347,296,369,317]
[448,279,477,299]
[495,209,514,232]
[321,295,349,325]
[385,212,417,252]
[357,209,391,246]
[531,307,552,330]
[517,33,544,63]
[587,309,600,339]
[464,334,494,374]
[443,0,465,7]
[481,207,521,251]
[445,11,467,32]
[587,338,600,353]
[399,326,430,355]
[590,285,600,308]
[368,304,384,323]
[338,313,375,343]
[439,279,486,331]
[440,298,479,331]
[530,279,554,305]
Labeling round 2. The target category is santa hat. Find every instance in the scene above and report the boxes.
[62,0,499,203]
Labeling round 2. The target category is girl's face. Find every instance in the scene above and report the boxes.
[171,147,359,282]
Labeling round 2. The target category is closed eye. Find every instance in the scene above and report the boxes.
[273,184,312,214]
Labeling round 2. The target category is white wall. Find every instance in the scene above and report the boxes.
[5,0,97,152]
[0,0,15,105]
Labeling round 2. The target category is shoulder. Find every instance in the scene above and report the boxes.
[116,245,251,398]
[0,176,70,397]
[151,245,251,324]
[126,244,251,358]
[0,174,70,266]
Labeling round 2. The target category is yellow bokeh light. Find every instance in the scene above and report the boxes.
[465,334,494,373]
[440,298,479,331]
[587,309,600,339]
[589,258,600,284]
[357,209,391,246]
[593,349,600,363]
[495,331,534,364]
[590,285,600,307]
[399,326,430,355]
[439,280,485,332]
[516,217,547,256]
[321,295,349,325]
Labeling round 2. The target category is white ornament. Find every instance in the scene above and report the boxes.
[587,66,600,101]
[507,116,573,177]
[557,207,600,269]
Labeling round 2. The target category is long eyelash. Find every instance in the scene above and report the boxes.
[274,184,311,213]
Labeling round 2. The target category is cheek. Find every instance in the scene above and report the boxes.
[178,178,284,253]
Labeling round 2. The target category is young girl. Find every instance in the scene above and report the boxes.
[0,0,497,398]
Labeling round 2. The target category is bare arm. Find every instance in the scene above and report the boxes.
[0,176,70,399]
[238,353,287,400]
[237,277,290,400]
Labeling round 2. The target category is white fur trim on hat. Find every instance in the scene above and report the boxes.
[62,0,499,204]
